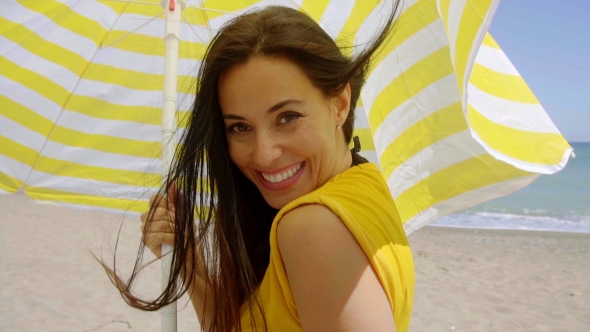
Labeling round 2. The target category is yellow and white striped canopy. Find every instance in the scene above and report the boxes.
[0,0,572,232]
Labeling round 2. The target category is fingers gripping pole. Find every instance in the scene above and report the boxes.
[160,1,185,331]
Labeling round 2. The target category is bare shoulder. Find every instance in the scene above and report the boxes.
[277,204,343,246]
[277,204,396,332]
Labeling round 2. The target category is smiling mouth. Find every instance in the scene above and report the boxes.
[260,162,303,184]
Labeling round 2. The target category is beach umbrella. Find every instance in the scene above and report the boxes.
[0,0,573,228]
[0,0,573,329]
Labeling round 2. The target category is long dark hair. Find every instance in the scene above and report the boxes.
[102,3,400,331]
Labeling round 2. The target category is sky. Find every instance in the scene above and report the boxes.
[489,0,590,143]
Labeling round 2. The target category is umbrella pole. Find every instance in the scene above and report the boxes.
[161,1,185,331]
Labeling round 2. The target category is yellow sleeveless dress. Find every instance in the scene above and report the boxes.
[240,163,414,331]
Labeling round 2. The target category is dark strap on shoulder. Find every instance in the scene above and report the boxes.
[350,136,369,167]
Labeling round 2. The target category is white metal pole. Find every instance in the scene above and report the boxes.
[160,0,185,331]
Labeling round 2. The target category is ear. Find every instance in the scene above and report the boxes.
[332,83,352,126]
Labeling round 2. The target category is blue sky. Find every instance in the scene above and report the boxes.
[489,0,590,142]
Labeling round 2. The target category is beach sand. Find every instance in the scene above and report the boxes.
[0,193,200,332]
[1,193,589,331]
[409,227,590,332]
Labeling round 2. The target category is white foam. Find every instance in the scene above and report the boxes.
[432,212,590,234]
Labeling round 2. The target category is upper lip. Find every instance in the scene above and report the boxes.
[255,162,302,176]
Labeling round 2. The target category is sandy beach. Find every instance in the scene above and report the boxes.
[410,227,590,331]
[1,193,589,331]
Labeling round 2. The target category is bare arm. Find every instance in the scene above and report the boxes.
[277,204,396,332]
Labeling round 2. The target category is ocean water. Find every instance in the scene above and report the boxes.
[432,143,590,233]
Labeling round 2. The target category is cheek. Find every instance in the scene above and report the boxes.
[227,141,246,167]
[300,116,335,143]
[227,142,258,182]
[291,126,331,159]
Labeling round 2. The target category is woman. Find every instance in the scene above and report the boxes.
[106,4,414,332]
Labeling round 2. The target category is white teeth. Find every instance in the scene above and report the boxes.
[262,163,302,184]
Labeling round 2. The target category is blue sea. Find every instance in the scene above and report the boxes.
[432,143,590,233]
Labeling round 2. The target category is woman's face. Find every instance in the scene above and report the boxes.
[218,56,351,209]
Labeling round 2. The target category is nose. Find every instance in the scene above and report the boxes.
[252,129,282,168]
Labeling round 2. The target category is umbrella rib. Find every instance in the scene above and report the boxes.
[23,2,133,187]
[101,11,165,49]
[195,0,215,42]
[189,1,314,17]
[181,13,207,43]
[104,0,161,6]
[184,5,237,16]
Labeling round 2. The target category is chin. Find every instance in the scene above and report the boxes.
[259,188,305,210]
[262,194,292,210]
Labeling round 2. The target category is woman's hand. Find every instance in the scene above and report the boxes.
[140,185,177,258]
[140,184,215,328]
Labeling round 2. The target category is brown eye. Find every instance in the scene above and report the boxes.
[278,112,301,124]
[229,123,250,133]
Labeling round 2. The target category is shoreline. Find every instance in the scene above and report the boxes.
[423,224,590,238]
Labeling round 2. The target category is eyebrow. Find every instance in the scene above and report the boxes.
[222,99,304,120]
